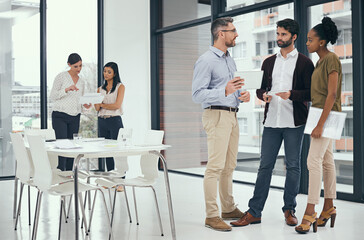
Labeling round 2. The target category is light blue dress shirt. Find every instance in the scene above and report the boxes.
[192,46,241,109]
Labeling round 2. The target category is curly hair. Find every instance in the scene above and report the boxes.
[312,16,338,45]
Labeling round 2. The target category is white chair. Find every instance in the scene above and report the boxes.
[95,130,165,236]
[24,128,56,140]
[10,132,34,229]
[82,128,133,228]
[26,134,113,240]
[13,129,56,220]
[10,133,74,231]
[24,128,58,169]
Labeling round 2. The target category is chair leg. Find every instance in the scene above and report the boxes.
[13,177,18,219]
[58,197,64,240]
[83,190,88,211]
[81,191,88,229]
[14,183,24,230]
[28,185,31,226]
[31,191,39,240]
[132,187,139,225]
[98,190,114,240]
[110,188,118,229]
[108,189,113,213]
[123,186,132,223]
[88,190,92,211]
[88,190,98,232]
[87,174,91,211]
[62,197,68,223]
[66,195,72,219]
[151,187,164,236]
[78,193,88,236]
[31,191,43,240]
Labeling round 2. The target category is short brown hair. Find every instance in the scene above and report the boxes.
[211,17,234,41]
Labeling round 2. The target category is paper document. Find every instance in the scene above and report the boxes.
[54,139,82,149]
[82,137,105,142]
[79,93,104,104]
[304,107,347,140]
[234,70,263,90]
[266,90,290,96]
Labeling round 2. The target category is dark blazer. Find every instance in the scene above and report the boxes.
[256,52,314,126]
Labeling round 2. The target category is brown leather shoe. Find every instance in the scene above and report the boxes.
[221,207,244,220]
[284,210,298,226]
[230,212,261,227]
[205,217,232,231]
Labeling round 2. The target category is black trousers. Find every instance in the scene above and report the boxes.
[98,116,123,171]
[52,111,80,171]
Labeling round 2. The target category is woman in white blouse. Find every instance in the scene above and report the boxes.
[50,53,91,171]
[95,62,125,171]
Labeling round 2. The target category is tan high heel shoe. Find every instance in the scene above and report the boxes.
[317,206,336,227]
[295,213,318,234]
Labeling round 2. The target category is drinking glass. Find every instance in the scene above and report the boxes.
[73,133,82,143]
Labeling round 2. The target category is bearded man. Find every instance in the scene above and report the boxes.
[230,19,314,228]
[192,17,250,231]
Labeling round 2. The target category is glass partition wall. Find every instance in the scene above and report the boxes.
[230,3,293,186]
[0,0,99,178]
[309,1,353,194]
[47,0,98,139]
[0,0,40,177]
[152,0,364,202]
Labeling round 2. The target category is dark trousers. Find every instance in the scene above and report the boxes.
[98,116,123,171]
[248,126,305,218]
[52,111,80,171]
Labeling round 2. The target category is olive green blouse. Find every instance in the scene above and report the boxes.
[311,52,342,112]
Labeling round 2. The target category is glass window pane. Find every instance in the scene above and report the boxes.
[161,0,210,28]
[47,0,98,140]
[0,0,40,177]
[231,3,293,186]
[226,1,293,11]
[309,0,353,194]
[172,4,295,183]
[160,24,211,169]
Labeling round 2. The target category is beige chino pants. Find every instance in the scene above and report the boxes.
[202,109,239,218]
[307,137,337,205]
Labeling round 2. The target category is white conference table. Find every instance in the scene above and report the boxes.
[46,139,175,240]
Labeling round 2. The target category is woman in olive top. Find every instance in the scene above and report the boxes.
[295,17,341,234]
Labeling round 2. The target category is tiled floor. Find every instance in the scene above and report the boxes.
[1,171,363,240]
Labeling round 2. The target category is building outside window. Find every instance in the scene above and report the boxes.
[238,118,248,135]
[232,41,247,58]
[310,1,353,192]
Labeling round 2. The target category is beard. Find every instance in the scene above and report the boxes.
[225,39,236,48]
[277,36,293,48]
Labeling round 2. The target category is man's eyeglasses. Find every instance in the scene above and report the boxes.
[221,29,237,33]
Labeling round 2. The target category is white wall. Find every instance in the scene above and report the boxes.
[104,0,151,143]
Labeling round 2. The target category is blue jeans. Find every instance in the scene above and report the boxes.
[248,126,304,218]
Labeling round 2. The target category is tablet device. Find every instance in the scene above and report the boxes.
[234,70,263,90]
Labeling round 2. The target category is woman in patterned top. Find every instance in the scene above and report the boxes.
[50,53,91,171]
[95,62,125,172]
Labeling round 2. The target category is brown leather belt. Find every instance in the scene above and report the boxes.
[205,106,239,112]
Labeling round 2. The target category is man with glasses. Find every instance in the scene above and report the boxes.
[192,17,250,232]
[230,19,314,228]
